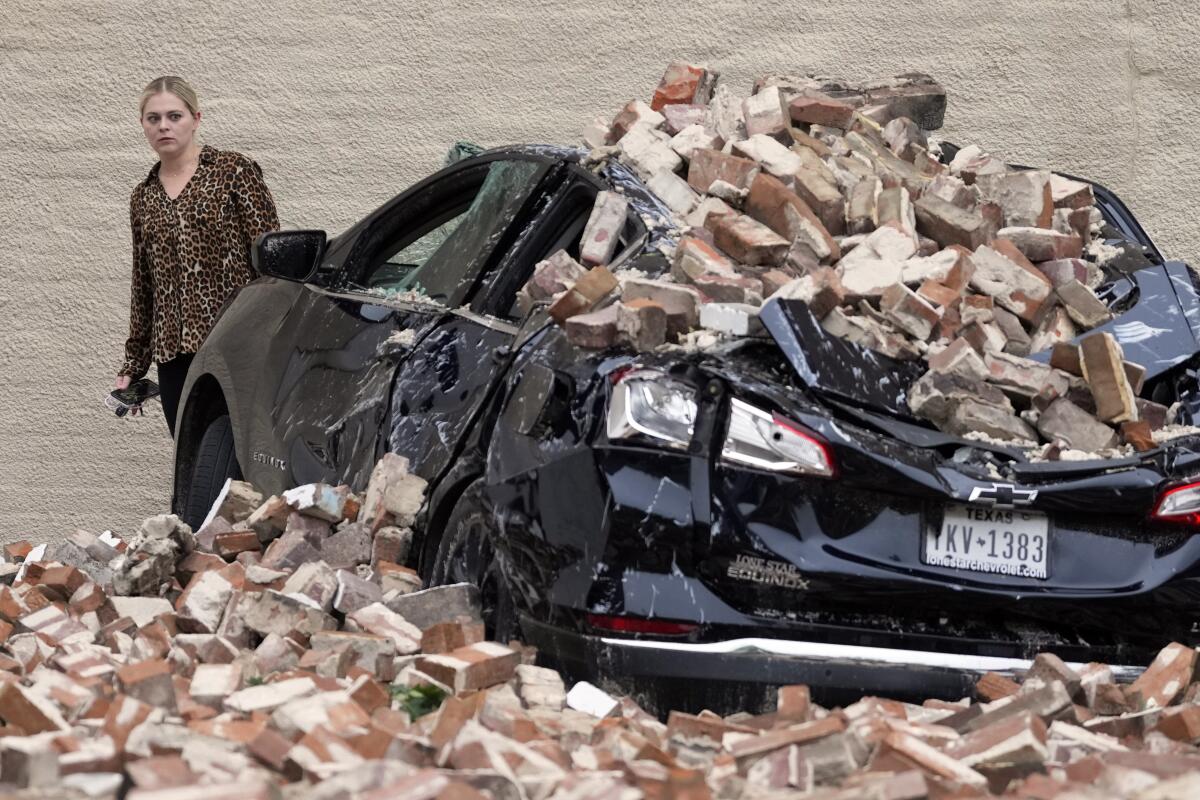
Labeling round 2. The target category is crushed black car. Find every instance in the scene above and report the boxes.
[171,143,1200,714]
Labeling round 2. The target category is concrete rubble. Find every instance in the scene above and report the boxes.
[528,61,1177,457]
[0,457,1196,797]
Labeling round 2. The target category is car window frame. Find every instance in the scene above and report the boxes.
[322,152,561,307]
[471,164,649,322]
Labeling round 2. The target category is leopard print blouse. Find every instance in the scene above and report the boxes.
[119,144,279,378]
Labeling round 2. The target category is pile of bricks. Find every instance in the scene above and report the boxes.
[526,62,1168,455]
[0,455,1199,795]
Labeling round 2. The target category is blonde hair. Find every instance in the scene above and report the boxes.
[139,76,200,116]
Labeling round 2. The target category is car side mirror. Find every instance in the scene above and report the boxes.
[253,230,327,283]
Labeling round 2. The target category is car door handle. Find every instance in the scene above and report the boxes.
[491,345,512,364]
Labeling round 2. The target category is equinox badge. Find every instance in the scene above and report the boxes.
[968,483,1038,508]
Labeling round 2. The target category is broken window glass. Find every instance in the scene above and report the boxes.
[363,159,550,307]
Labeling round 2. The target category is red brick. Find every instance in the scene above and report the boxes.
[1154,705,1200,743]
[1079,332,1138,424]
[789,166,845,236]
[744,172,839,264]
[116,659,177,712]
[35,566,87,601]
[127,755,198,789]
[606,100,662,145]
[0,681,65,734]
[788,94,856,128]
[1128,642,1197,710]
[4,542,32,562]
[580,191,629,267]
[1122,420,1156,452]
[880,283,939,340]
[976,672,1021,702]
[728,715,846,759]
[416,642,520,694]
[970,243,1052,323]
[707,214,789,267]
[213,530,261,558]
[548,266,619,325]
[348,675,391,715]
[651,62,711,111]
[563,303,618,350]
[671,236,738,284]
[176,551,228,586]
[917,280,960,309]
[420,619,486,655]
[914,194,993,250]
[686,149,759,194]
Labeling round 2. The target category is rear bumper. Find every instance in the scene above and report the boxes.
[521,615,1144,713]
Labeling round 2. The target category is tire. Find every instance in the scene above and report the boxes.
[429,479,517,642]
[182,414,242,530]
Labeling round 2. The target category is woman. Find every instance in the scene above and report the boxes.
[114,76,279,437]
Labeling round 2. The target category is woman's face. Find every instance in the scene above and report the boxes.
[141,92,200,158]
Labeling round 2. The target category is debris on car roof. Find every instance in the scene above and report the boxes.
[7,460,1200,797]
[526,62,1179,458]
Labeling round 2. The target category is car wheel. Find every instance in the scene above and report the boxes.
[430,479,517,642]
[182,414,242,530]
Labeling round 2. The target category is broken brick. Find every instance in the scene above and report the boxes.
[548,266,619,325]
[116,658,177,712]
[788,94,856,128]
[417,642,520,694]
[607,99,663,144]
[1037,399,1118,453]
[880,283,939,340]
[1079,332,1139,424]
[1056,279,1114,329]
[563,303,618,350]
[789,165,845,235]
[969,243,1052,322]
[212,530,260,558]
[579,191,629,267]
[703,213,786,267]
[1128,642,1197,710]
[687,149,759,194]
[976,673,1021,703]
[745,172,839,264]
[742,86,790,140]
[651,62,712,111]
[770,268,845,319]
[1122,420,1157,452]
[977,170,1054,228]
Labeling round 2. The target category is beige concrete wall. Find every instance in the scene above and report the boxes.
[1,0,1196,543]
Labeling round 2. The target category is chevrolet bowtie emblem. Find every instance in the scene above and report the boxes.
[968,483,1038,508]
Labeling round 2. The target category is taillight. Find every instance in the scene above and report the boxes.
[607,371,836,478]
[1152,482,1200,526]
[720,399,836,478]
[586,613,698,635]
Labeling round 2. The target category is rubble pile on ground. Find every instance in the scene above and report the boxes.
[520,62,1172,457]
[0,458,1195,794]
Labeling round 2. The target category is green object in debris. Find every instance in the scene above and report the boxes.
[445,141,485,166]
[392,683,448,720]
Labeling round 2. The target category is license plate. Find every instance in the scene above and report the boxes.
[923,504,1050,579]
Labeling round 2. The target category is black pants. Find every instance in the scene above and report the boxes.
[156,353,195,438]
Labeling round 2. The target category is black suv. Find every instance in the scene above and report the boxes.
[172,145,1200,712]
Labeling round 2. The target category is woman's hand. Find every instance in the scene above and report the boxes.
[113,375,143,416]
